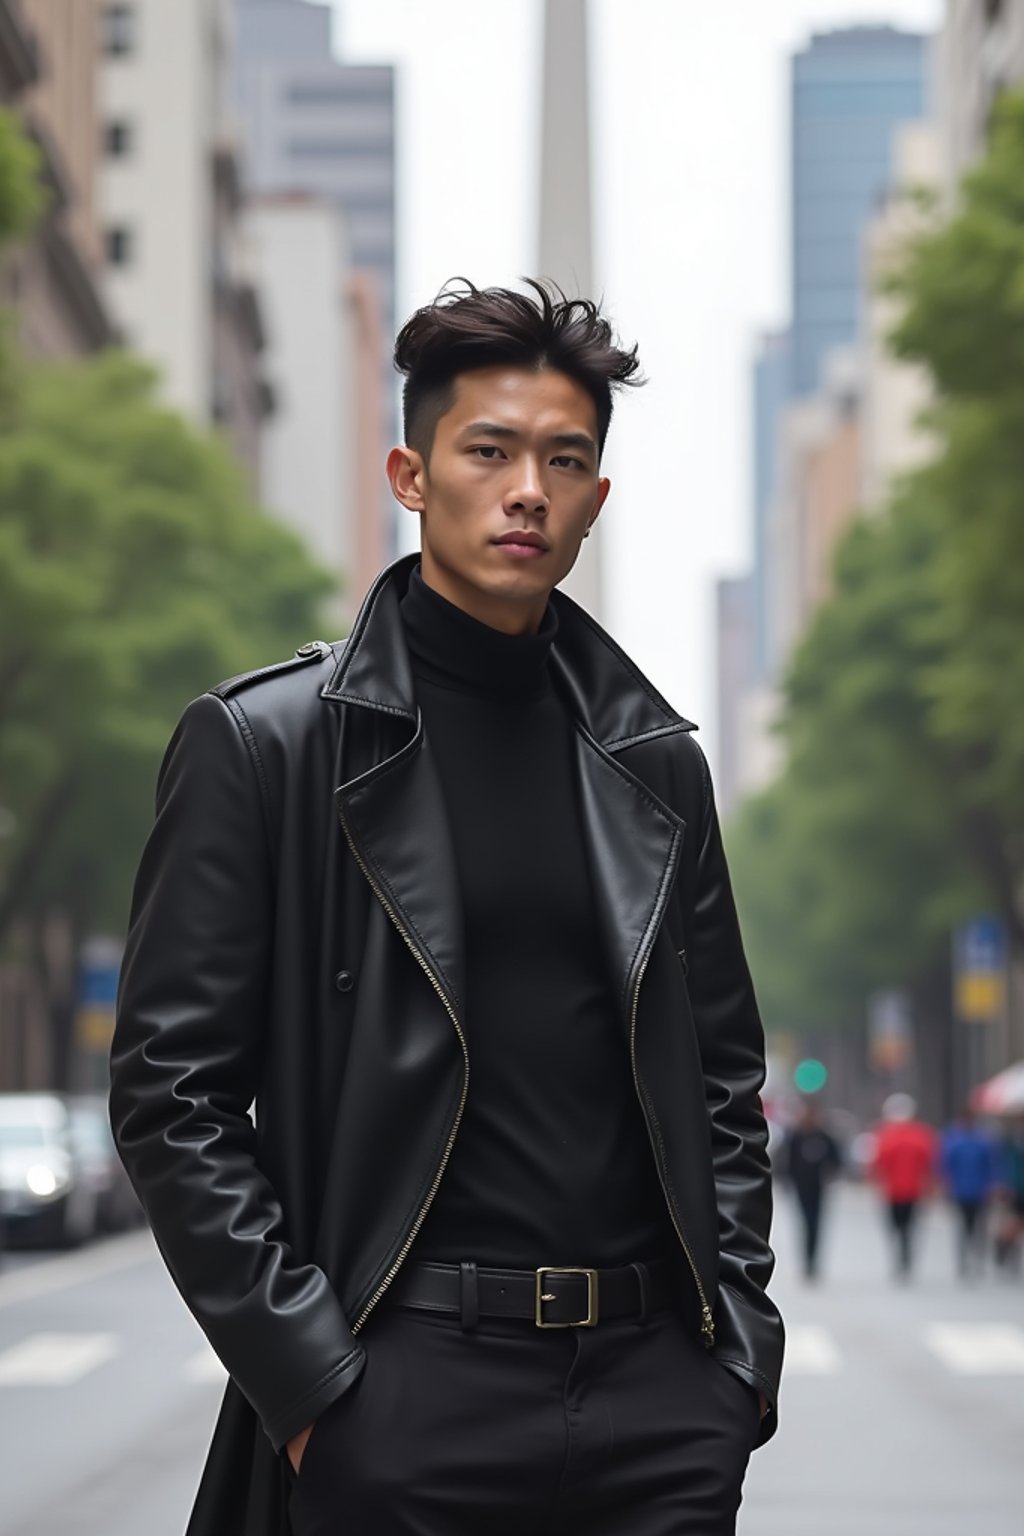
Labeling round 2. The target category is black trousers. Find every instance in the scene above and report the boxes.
[888,1199,919,1275]
[287,1300,761,1536]
[954,1198,985,1276]
[794,1184,824,1277]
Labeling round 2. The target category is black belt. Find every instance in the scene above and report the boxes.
[390,1257,674,1329]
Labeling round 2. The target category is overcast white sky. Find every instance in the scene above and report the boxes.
[317,0,943,762]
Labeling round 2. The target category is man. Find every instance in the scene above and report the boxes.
[110,281,783,1536]
[781,1100,841,1281]
[871,1093,936,1281]
[939,1107,998,1279]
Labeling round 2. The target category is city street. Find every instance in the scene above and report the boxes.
[0,1180,1021,1536]
[743,1180,1024,1536]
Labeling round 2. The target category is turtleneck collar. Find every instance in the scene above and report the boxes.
[400,562,558,700]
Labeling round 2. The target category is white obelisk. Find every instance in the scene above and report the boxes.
[539,0,603,620]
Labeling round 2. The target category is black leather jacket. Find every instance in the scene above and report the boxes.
[110,554,784,1536]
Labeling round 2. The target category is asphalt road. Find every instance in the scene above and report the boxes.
[0,1182,1020,1536]
[743,1180,1024,1536]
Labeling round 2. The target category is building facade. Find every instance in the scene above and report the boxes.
[790,26,928,399]
[98,0,270,489]
[247,192,357,624]
[232,0,396,578]
[859,121,941,513]
[751,329,789,684]
[20,0,103,267]
[937,0,1024,191]
[0,0,112,359]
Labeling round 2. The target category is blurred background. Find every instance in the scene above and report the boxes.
[0,1,1023,1533]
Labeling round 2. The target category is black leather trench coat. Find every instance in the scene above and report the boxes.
[110,554,784,1536]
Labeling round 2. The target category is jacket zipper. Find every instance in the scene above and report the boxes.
[630,949,716,1349]
[339,811,469,1335]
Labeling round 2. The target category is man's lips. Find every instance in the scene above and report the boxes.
[492,531,550,554]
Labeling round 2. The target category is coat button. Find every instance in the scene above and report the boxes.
[334,970,354,994]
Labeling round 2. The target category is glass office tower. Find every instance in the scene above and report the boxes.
[790,26,928,398]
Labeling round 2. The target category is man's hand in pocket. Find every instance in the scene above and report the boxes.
[287,1422,315,1475]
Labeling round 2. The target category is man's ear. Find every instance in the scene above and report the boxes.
[387,445,427,511]
[587,476,612,533]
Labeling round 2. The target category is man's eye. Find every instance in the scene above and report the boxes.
[552,455,584,470]
[472,445,504,460]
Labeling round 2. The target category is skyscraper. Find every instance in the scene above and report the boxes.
[790,26,928,398]
[232,0,396,554]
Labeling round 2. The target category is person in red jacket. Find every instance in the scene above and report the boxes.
[871,1094,937,1280]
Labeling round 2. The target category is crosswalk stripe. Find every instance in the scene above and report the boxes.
[783,1324,842,1374]
[0,1332,119,1385]
[924,1323,1024,1374]
[1,1320,1019,1389]
[184,1346,227,1384]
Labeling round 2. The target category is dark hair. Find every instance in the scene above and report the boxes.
[393,278,644,460]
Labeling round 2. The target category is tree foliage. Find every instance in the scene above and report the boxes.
[0,351,335,944]
[728,89,1024,1040]
[0,108,44,248]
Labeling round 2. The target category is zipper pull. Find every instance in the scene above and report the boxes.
[678,946,688,976]
[700,1305,715,1348]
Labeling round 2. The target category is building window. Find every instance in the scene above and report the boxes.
[102,5,136,57]
[105,226,133,266]
[104,120,133,157]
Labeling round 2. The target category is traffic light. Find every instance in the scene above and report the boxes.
[794,1058,828,1094]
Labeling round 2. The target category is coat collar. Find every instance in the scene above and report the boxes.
[322,553,697,751]
[329,555,692,1030]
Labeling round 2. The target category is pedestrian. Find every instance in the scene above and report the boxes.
[993,1113,1024,1275]
[871,1093,937,1281]
[109,280,783,1536]
[939,1106,999,1279]
[781,1100,841,1280]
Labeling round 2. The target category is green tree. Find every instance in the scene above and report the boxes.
[0,352,334,1082]
[727,90,1024,1100]
[886,90,1024,939]
[0,108,44,246]
[728,490,983,1039]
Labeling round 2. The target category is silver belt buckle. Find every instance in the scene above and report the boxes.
[535,1266,599,1327]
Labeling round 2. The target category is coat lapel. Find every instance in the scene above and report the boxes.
[325,553,697,1027]
[572,726,686,1021]
[336,719,465,1022]
[326,564,465,1018]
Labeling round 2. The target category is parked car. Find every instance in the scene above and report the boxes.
[0,1093,99,1248]
[67,1095,141,1233]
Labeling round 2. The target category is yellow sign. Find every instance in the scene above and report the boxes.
[955,973,1005,1024]
[75,1006,115,1052]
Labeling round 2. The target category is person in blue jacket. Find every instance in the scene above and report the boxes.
[940,1108,999,1278]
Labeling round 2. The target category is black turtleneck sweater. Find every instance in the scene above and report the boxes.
[401,565,671,1269]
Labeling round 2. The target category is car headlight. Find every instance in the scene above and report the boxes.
[25,1164,66,1198]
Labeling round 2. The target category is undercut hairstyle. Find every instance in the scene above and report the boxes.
[393,278,644,462]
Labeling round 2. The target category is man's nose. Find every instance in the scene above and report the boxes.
[504,458,549,516]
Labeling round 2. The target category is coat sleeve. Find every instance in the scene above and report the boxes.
[687,745,785,1445]
[109,692,365,1454]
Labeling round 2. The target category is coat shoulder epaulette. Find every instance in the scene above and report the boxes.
[210,640,335,701]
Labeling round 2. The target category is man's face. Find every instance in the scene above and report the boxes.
[387,365,611,633]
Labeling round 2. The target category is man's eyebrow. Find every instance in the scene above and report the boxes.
[458,421,519,440]
[457,422,597,457]
[550,431,597,457]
